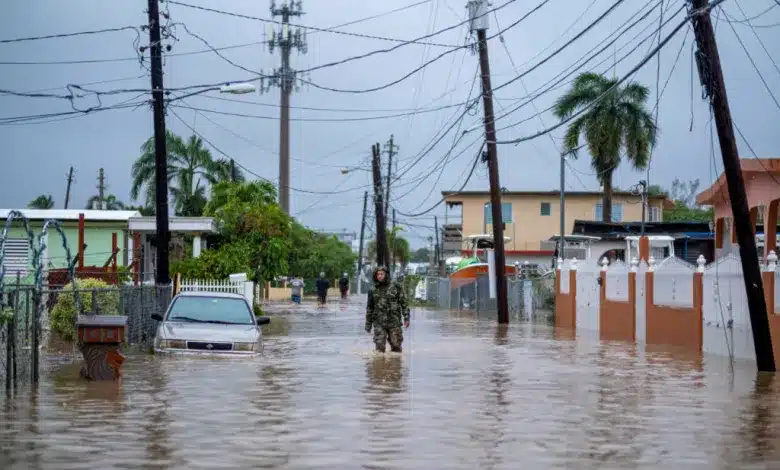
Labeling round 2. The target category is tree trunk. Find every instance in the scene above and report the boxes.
[602,172,613,223]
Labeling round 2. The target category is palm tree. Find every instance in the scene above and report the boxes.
[554,72,657,222]
[27,194,54,209]
[85,194,125,210]
[131,131,244,216]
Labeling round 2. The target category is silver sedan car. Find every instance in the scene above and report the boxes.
[152,291,271,356]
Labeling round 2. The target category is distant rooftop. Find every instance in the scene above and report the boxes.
[442,190,670,199]
[0,209,141,222]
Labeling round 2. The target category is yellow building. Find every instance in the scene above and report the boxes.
[442,190,673,263]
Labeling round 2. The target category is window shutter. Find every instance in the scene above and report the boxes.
[1,239,30,277]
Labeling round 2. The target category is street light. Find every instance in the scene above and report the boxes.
[219,82,257,94]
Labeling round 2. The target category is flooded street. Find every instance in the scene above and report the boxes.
[2,296,780,469]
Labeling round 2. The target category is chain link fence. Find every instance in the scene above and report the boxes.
[1,284,171,395]
[423,273,556,322]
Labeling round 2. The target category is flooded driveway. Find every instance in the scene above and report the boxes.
[1,296,780,469]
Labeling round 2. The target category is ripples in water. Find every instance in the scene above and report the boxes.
[1,297,779,469]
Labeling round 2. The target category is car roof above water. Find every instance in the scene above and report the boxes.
[175,291,246,300]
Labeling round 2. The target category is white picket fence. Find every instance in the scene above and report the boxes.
[179,278,255,305]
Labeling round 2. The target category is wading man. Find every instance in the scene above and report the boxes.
[365,266,409,353]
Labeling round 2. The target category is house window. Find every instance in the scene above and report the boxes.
[595,203,624,222]
[540,202,551,216]
[484,203,513,224]
[648,206,660,222]
[1,238,30,277]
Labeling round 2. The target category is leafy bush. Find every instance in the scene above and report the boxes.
[252,302,265,317]
[0,307,12,325]
[50,278,120,341]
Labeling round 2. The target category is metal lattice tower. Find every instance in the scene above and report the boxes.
[260,0,308,214]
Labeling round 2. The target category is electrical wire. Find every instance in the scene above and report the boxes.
[494,2,710,145]
[0,26,141,43]
[168,102,470,122]
[395,142,486,218]
[168,0,459,48]
[720,7,780,110]
[490,0,674,131]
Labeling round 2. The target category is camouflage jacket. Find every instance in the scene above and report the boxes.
[366,281,409,330]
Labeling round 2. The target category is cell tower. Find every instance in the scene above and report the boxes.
[260,0,308,214]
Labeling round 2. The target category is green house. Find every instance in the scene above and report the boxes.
[0,209,141,284]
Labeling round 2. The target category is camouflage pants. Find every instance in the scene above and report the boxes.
[373,326,403,353]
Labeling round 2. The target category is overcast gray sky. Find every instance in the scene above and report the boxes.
[2,0,780,248]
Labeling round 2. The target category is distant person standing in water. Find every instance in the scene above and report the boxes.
[339,272,349,299]
[315,272,330,306]
[290,276,304,305]
[365,266,409,353]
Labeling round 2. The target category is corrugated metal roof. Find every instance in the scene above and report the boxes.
[0,209,141,222]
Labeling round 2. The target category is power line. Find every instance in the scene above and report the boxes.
[495,0,703,145]
[169,101,469,122]
[0,25,141,43]
[394,142,486,218]
[168,0,459,47]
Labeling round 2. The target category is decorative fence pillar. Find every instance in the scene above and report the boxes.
[761,251,780,366]
[555,258,578,330]
[645,256,704,352]
[599,257,637,342]
[76,314,128,381]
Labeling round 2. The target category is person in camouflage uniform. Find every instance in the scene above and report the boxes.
[365,266,410,353]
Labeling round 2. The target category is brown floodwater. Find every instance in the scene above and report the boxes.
[1,297,780,469]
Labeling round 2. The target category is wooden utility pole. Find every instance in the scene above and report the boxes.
[64,166,74,209]
[371,143,390,267]
[357,191,368,294]
[384,134,398,217]
[147,0,171,285]
[391,208,397,275]
[97,168,105,210]
[434,215,441,267]
[690,0,775,372]
[469,0,509,324]
[230,159,237,182]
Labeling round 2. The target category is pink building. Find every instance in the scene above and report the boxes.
[696,158,780,261]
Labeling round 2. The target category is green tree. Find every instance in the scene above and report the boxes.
[125,204,155,216]
[554,72,657,222]
[366,228,410,268]
[131,132,245,216]
[28,194,54,209]
[85,194,125,210]
[411,247,431,263]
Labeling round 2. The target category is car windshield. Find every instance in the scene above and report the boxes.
[166,296,254,325]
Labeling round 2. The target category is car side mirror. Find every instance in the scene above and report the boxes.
[151,313,163,322]
[256,316,271,326]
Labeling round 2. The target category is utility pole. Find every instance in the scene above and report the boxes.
[371,143,390,267]
[262,0,307,214]
[469,0,509,324]
[434,215,443,276]
[384,134,398,217]
[690,0,775,372]
[391,208,397,275]
[230,159,237,182]
[147,0,171,286]
[639,179,647,236]
[97,168,105,210]
[357,191,368,294]
[559,154,566,260]
[64,166,74,209]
